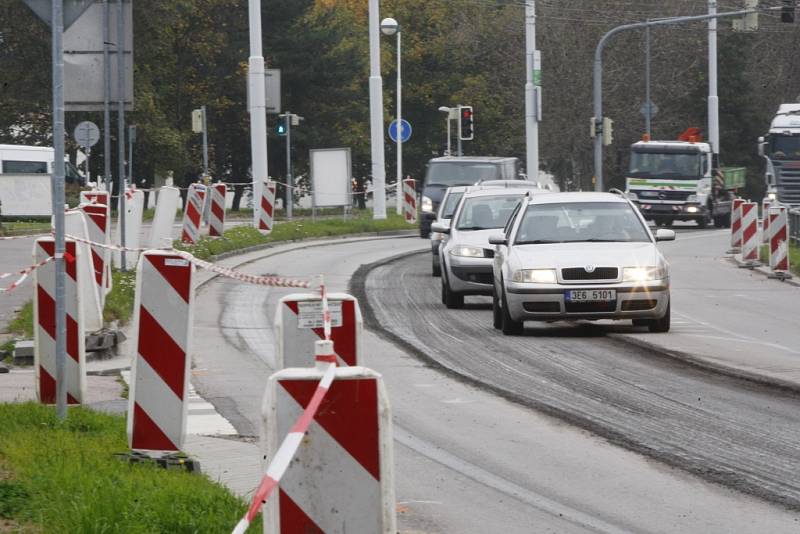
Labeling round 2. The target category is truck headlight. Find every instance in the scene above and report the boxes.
[512,269,557,284]
[422,196,434,213]
[768,191,777,200]
[450,245,487,258]
[622,265,667,282]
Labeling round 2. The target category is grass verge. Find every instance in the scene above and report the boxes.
[7,302,33,339]
[175,210,413,260]
[0,221,51,237]
[0,403,256,533]
[759,242,800,276]
[103,269,137,324]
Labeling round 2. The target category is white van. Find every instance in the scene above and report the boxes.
[0,144,84,184]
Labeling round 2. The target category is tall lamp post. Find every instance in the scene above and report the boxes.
[380,17,402,215]
[438,106,452,156]
[368,0,387,219]
[248,0,269,230]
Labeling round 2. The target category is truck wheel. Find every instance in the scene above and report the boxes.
[697,214,709,229]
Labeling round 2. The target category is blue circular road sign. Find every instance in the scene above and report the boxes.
[388,119,412,143]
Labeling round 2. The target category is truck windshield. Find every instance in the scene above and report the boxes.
[629,152,701,179]
[426,163,500,187]
[769,136,800,160]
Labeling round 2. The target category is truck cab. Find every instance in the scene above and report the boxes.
[759,104,800,207]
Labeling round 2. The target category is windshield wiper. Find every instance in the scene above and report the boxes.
[576,238,621,242]
[515,239,561,244]
[457,226,492,231]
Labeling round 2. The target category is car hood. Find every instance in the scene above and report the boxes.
[510,241,660,269]
[448,228,503,248]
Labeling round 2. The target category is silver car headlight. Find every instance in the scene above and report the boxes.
[512,269,557,284]
[422,196,434,213]
[622,265,667,282]
[450,245,488,258]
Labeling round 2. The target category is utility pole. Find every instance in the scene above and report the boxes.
[645,22,652,138]
[525,0,540,182]
[117,0,126,271]
[128,125,136,188]
[52,0,67,420]
[368,0,387,219]
[395,28,402,214]
[201,105,208,178]
[284,112,293,219]
[708,0,720,168]
[103,0,111,192]
[248,0,268,229]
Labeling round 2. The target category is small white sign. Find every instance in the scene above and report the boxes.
[297,301,343,329]
[164,258,189,267]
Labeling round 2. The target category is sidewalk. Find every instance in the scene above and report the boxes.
[611,228,800,390]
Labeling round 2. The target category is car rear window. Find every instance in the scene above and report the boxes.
[440,192,464,219]
[515,202,650,244]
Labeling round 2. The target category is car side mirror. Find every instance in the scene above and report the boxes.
[757,136,765,157]
[488,234,507,246]
[431,222,450,234]
[655,229,676,242]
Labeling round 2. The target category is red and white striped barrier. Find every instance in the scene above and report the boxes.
[127,250,195,453]
[768,206,792,279]
[728,198,744,253]
[258,180,276,234]
[761,197,773,244]
[258,358,396,533]
[80,190,110,207]
[80,202,111,307]
[149,186,180,248]
[275,293,362,368]
[33,238,86,404]
[209,183,227,237]
[181,184,206,244]
[403,178,417,224]
[739,201,760,266]
[63,210,104,333]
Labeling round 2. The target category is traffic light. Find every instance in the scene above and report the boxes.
[782,0,795,23]
[458,106,474,141]
[602,117,614,146]
[276,116,287,136]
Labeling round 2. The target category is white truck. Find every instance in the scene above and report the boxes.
[759,104,800,207]
[625,136,745,228]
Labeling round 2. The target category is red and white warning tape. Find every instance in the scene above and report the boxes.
[0,256,57,293]
[173,250,310,289]
[232,280,334,534]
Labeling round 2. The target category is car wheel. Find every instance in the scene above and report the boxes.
[443,278,464,309]
[648,301,671,333]
[722,211,732,228]
[501,289,523,335]
[492,289,502,329]
[713,214,724,228]
[697,214,709,229]
[432,257,441,277]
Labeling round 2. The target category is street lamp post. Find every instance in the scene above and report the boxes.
[381,17,402,215]
[248,0,269,229]
[438,106,452,156]
[368,0,387,219]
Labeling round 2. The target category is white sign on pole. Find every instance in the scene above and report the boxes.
[265,69,281,114]
[310,148,352,208]
[74,121,100,148]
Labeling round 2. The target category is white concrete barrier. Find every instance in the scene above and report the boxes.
[0,174,52,216]
[149,186,180,248]
[114,188,144,269]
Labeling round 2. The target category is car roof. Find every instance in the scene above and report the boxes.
[428,156,517,164]
[525,191,628,205]
[462,188,533,199]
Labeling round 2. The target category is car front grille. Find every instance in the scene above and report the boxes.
[621,299,657,311]
[561,267,618,281]
[636,189,692,201]
[565,301,617,313]
[523,302,561,313]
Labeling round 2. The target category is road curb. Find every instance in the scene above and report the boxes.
[722,254,800,288]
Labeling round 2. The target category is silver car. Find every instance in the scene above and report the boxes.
[434,188,545,308]
[491,191,674,335]
[430,186,469,277]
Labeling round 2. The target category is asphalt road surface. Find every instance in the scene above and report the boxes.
[361,228,800,512]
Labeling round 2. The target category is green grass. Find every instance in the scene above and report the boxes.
[7,302,33,339]
[0,403,257,533]
[759,243,800,276]
[176,210,413,260]
[0,221,51,237]
[103,269,137,324]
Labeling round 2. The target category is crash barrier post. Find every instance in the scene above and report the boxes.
[79,190,110,207]
[260,356,396,533]
[33,238,86,404]
[739,201,760,267]
[259,180,276,234]
[149,186,181,248]
[127,250,195,453]
[114,188,145,269]
[761,197,773,244]
[728,198,744,254]
[181,184,206,244]
[790,208,800,247]
[63,210,104,332]
[209,183,227,237]
[768,206,792,280]
[403,178,417,224]
[275,293,363,368]
[79,202,111,304]
[79,190,112,296]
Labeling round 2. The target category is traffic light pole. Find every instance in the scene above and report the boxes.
[592,7,756,191]
[525,0,540,182]
[457,104,463,156]
[201,105,209,178]
[285,112,293,220]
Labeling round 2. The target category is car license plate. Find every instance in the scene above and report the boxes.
[566,289,616,302]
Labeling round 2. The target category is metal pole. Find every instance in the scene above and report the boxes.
[201,105,209,177]
[446,116,451,156]
[368,0,387,219]
[103,0,111,192]
[395,31,402,215]
[52,0,67,420]
[86,148,90,183]
[248,0,268,229]
[708,0,720,167]
[128,125,134,187]
[117,0,126,271]
[457,104,463,156]
[285,112,293,220]
[645,22,652,137]
[525,0,540,182]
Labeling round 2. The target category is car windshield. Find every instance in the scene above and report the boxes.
[515,202,650,244]
[426,162,500,187]
[770,136,800,160]
[440,191,464,219]
[629,151,702,178]
[456,195,523,231]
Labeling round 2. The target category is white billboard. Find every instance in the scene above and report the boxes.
[0,174,53,217]
[310,148,352,208]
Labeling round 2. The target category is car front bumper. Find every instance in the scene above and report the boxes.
[445,254,494,295]
[505,279,669,321]
[635,202,707,221]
